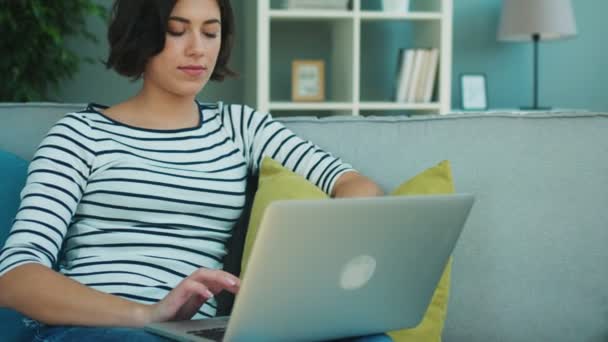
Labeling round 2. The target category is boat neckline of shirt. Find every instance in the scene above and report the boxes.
[84,101,218,134]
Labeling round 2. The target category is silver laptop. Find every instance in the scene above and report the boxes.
[145,194,475,342]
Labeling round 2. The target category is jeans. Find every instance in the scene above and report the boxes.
[33,325,393,342]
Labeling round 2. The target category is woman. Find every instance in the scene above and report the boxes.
[0,0,387,340]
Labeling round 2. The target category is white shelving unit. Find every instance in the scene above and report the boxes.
[244,0,453,116]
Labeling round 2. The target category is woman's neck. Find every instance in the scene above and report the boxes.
[137,84,197,116]
[123,84,200,130]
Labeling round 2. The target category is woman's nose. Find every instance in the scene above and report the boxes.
[186,34,205,57]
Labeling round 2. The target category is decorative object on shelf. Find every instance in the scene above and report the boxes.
[460,74,488,110]
[382,0,410,13]
[283,0,350,10]
[498,0,577,110]
[292,60,325,102]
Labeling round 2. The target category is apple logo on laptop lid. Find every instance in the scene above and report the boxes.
[340,255,377,290]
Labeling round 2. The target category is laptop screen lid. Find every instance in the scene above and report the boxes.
[224,193,474,342]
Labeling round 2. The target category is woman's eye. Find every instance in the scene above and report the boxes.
[204,32,218,38]
[167,30,185,36]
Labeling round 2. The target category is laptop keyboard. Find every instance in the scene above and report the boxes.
[187,327,226,341]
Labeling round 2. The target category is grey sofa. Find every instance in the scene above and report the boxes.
[1,103,607,342]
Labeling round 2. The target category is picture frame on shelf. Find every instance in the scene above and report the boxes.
[460,73,488,110]
[292,60,325,102]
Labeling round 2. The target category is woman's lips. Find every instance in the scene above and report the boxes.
[178,65,206,77]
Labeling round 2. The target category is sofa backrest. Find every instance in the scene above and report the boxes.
[0,103,78,160]
[279,112,608,342]
[1,103,607,341]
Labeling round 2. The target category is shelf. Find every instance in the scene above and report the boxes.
[359,11,442,21]
[359,102,441,111]
[268,10,442,21]
[270,102,441,112]
[249,0,453,116]
[269,9,354,20]
[269,102,354,111]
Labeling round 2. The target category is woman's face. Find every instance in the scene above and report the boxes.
[144,0,222,98]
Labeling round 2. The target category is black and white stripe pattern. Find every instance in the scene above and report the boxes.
[0,102,354,318]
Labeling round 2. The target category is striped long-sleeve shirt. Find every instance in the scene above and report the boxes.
[0,101,354,318]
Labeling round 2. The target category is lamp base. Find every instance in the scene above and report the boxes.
[519,106,552,111]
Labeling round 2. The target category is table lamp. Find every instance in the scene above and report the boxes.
[498,0,577,110]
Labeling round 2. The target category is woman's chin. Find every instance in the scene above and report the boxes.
[171,84,206,98]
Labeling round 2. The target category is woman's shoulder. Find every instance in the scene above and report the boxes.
[210,101,270,120]
[36,104,101,157]
[52,103,103,129]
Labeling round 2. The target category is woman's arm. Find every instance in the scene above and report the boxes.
[241,106,381,197]
[0,264,150,327]
[0,263,239,327]
[331,171,384,198]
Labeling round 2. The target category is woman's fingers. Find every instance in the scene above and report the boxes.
[152,278,214,322]
[149,269,241,323]
[180,278,215,300]
[173,292,210,321]
[189,269,240,294]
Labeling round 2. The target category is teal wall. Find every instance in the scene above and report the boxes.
[57,0,607,112]
[453,0,608,111]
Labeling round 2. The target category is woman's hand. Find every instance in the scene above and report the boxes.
[144,268,240,323]
[332,171,384,198]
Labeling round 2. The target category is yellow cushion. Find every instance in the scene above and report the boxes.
[241,157,455,341]
[241,157,327,274]
[386,160,454,342]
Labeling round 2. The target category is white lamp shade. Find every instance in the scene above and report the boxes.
[498,0,577,41]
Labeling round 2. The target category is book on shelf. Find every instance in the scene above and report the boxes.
[282,0,350,10]
[393,48,439,103]
[393,49,405,102]
[414,49,431,102]
[405,49,424,103]
[422,48,439,102]
[394,49,414,102]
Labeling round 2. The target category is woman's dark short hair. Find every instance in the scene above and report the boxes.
[105,0,236,81]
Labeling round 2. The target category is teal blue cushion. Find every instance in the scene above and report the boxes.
[0,150,33,341]
[0,150,28,244]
